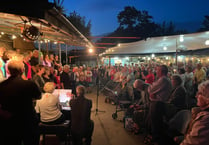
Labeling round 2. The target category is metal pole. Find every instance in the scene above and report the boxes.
[65,44,68,64]
[176,39,178,66]
[38,41,41,64]
[59,43,61,64]
[109,56,111,67]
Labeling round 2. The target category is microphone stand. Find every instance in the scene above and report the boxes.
[92,54,105,115]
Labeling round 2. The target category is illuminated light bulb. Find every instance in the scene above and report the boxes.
[88,48,93,53]
[118,43,121,47]
[163,46,167,50]
[151,54,155,58]
[1,32,4,35]
[205,40,209,45]
[179,35,184,42]
[12,35,17,39]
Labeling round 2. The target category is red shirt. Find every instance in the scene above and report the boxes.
[145,73,155,84]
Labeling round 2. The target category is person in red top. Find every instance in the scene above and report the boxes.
[110,67,116,80]
[142,68,155,84]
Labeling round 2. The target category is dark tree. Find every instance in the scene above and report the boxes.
[66,11,92,38]
[117,6,140,29]
[53,0,66,14]
[198,15,209,31]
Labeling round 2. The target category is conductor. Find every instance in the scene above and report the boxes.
[70,85,94,145]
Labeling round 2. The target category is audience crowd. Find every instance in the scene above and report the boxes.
[1,46,209,145]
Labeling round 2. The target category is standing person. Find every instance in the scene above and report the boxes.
[54,54,60,70]
[70,85,94,145]
[85,67,93,93]
[0,46,6,78]
[141,68,155,85]
[33,64,45,92]
[60,65,75,94]
[0,59,41,145]
[145,65,172,145]
[30,50,39,77]
[193,63,206,95]
[23,51,32,80]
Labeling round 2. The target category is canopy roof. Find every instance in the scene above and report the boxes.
[0,5,92,48]
[102,31,209,56]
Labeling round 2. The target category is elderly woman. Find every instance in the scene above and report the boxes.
[164,74,187,121]
[35,82,65,124]
[168,75,187,110]
[180,80,209,145]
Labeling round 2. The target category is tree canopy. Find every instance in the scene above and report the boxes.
[66,11,92,38]
[96,6,189,49]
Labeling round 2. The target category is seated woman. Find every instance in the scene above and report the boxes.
[179,80,209,145]
[35,82,65,124]
[165,74,187,120]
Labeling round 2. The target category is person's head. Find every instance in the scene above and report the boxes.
[43,82,55,93]
[133,79,149,91]
[63,65,70,73]
[37,64,45,75]
[7,59,24,76]
[196,80,209,109]
[55,55,59,60]
[196,63,202,70]
[171,74,182,88]
[23,51,32,62]
[76,85,85,97]
[0,46,6,57]
[186,65,193,73]
[156,65,168,78]
[44,66,50,76]
[4,50,17,60]
[44,54,49,61]
[49,54,54,60]
[148,68,153,74]
[178,68,185,74]
[32,50,39,58]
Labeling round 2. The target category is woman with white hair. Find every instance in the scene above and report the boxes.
[180,80,209,145]
[35,82,65,124]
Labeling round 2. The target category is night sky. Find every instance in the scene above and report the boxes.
[61,0,209,36]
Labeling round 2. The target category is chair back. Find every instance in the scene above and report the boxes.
[168,109,192,134]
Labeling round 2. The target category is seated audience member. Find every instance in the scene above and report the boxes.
[165,75,187,120]
[70,85,94,145]
[35,82,65,124]
[133,79,150,106]
[126,79,150,134]
[178,80,209,145]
